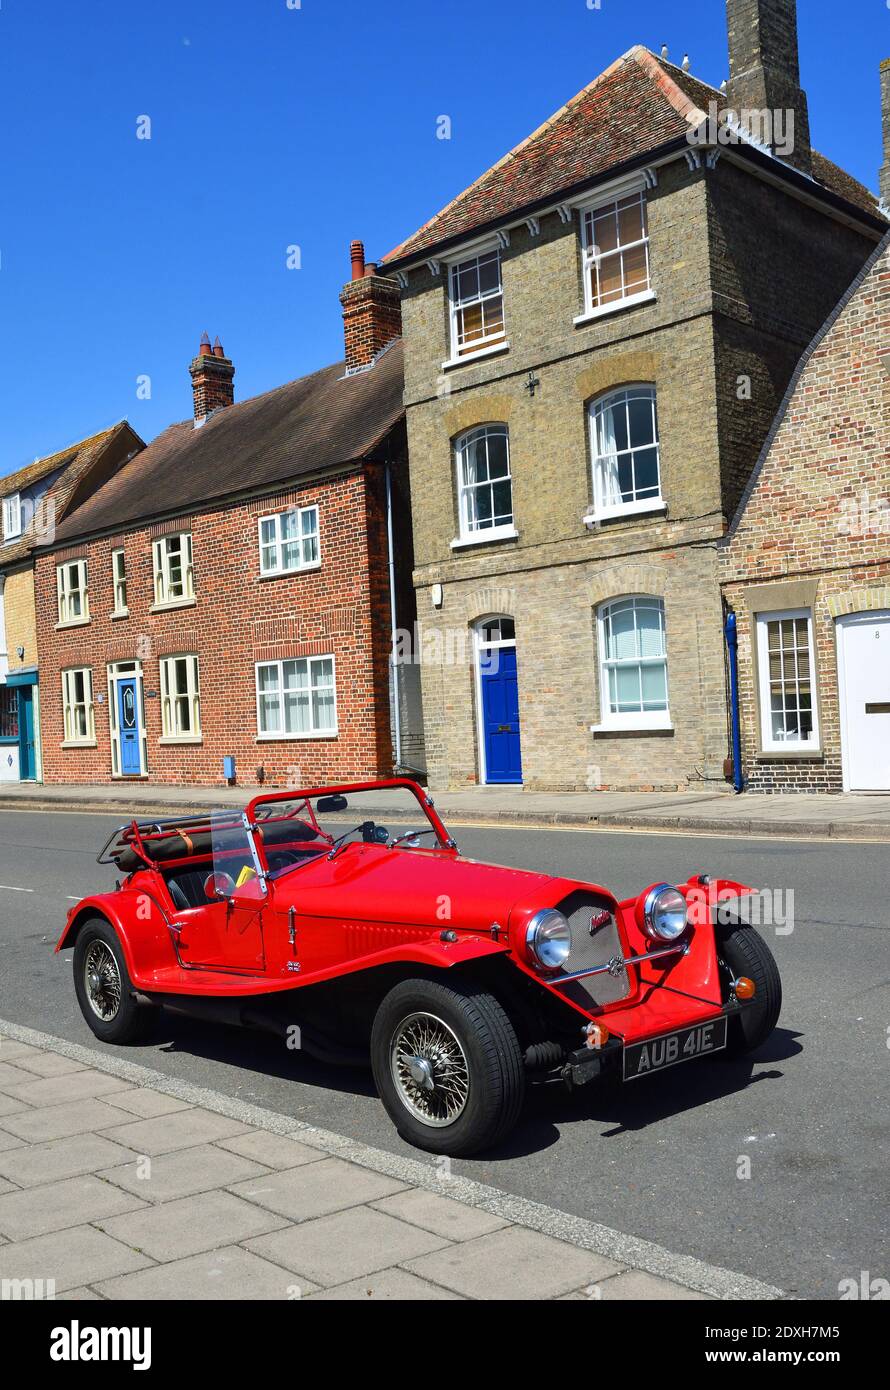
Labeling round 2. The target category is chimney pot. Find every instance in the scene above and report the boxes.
[189,334,235,424]
[340,241,401,372]
[350,239,366,282]
[724,0,812,173]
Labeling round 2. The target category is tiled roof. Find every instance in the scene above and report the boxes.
[0,424,137,568]
[50,342,405,545]
[382,47,882,266]
[0,426,118,498]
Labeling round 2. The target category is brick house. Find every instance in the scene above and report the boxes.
[720,228,890,792]
[33,254,422,787]
[378,0,887,792]
[0,423,143,782]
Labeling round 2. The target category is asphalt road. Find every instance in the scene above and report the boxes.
[0,808,887,1299]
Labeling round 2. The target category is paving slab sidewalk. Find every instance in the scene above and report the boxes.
[0,1020,784,1302]
[2,779,890,842]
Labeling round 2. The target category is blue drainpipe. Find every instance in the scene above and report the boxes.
[724,610,744,793]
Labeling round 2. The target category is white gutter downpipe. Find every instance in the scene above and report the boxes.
[384,461,402,770]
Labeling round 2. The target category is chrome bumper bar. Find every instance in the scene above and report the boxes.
[555,940,689,984]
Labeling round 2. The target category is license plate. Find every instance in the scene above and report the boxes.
[623,1015,727,1081]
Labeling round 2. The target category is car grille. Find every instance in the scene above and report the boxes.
[553,891,632,1010]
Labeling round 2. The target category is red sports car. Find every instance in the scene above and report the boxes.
[58,779,781,1156]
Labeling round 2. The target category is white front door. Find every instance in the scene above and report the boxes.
[837,612,890,792]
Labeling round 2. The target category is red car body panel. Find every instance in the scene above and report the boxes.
[56,779,750,1040]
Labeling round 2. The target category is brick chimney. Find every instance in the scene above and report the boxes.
[880,59,890,209]
[189,333,235,425]
[339,239,402,373]
[725,0,812,174]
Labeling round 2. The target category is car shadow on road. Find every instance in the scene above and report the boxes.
[535,1026,803,1139]
[128,1009,803,1160]
[481,1027,804,1158]
[135,1011,379,1100]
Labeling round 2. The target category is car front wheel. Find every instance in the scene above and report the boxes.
[717,922,782,1056]
[371,976,525,1156]
[73,917,155,1045]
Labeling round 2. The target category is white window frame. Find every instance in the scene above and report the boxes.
[447,247,507,363]
[587,385,664,522]
[56,559,90,626]
[594,595,671,731]
[159,654,202,743]
[755,608,820,753]
[453,425,516,545]
[2,494,22,541]
[577,188,654,321]
[258,505,320,577]
[61,667,95,745]
[255,655,338,740]
[111,548,128,616]
[152,532,194,607]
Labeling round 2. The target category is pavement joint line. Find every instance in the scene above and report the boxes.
[0,1016,785,1302]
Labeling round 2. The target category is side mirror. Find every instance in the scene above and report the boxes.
[317,794,348,813]
[204,871,236,901]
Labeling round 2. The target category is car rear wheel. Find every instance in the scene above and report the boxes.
[73,918,155,1045]
[371,977,525,1156]
[717,923,782,1056]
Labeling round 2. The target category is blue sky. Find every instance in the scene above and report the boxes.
[0,0,886,469]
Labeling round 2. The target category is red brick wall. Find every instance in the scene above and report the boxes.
[721,237,890,791]
[35,467,397,788]
[339,276,402,373]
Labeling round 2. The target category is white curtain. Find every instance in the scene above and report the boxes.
[596,402,622,508]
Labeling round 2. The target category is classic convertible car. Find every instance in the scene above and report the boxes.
[58,779,781,1155]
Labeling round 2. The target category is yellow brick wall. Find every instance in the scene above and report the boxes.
[4,567,38,672]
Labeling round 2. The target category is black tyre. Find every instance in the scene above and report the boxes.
[717,923,782,1056]
[73,917,156,1044]
[371,976,525,1156]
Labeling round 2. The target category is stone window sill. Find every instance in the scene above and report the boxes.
[55,618,90,631]
[150,597,196,613]
[256,731,339,742]
[450,526,518,550]
[158,735,203,746]
[584,499,666,527]
[441,340,510,372]
[61,740,97,749]
[573,289,657,326]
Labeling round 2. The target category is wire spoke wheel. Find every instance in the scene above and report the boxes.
[390,1011,470,1128]
[83,940,122,1022]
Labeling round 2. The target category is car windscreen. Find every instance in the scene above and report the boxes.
[252,786,443,854]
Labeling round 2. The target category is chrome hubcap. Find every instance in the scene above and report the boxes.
[391,1012,470,1128]
[83,941,121,1022]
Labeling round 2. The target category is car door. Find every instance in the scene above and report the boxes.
[172,814,267,973]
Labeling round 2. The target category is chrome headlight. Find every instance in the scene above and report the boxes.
[526,909,571,970]
[643,884,688,942]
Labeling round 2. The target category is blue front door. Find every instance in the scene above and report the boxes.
[18,687,36,781]
[117,679,142,776]
[480,645,522,784]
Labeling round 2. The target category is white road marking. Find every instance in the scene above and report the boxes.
[0,884,33,893]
